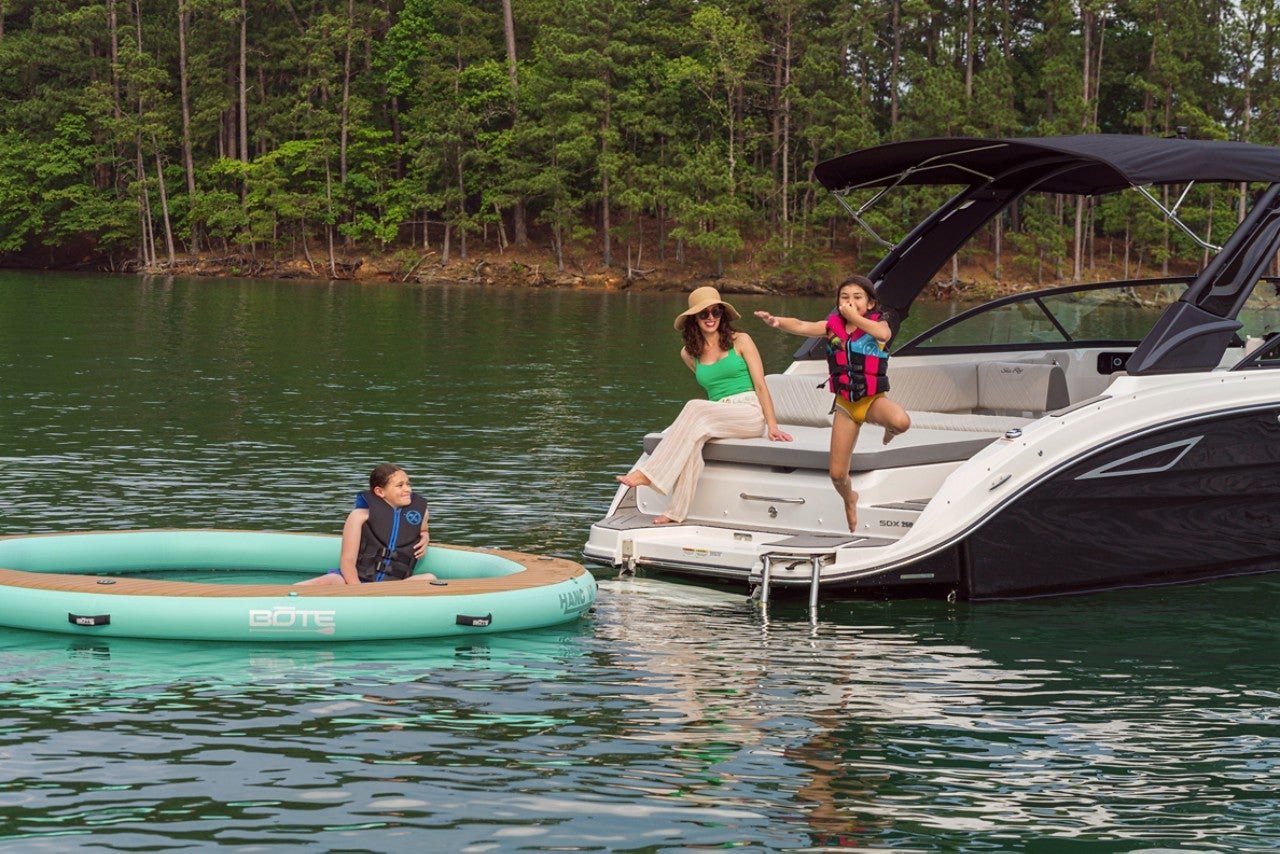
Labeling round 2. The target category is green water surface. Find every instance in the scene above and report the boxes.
[0,271,1275,850]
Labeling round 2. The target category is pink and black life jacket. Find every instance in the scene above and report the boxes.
[823,309,890,401]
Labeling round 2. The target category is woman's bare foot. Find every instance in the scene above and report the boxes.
[882,428,899,445]
[653,515,677,525]
[843,493,859,532]
[616,471,652,488]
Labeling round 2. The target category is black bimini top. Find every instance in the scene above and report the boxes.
[815,135,1280,196]
[808,135,1280,376]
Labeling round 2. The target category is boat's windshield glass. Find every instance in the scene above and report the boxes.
[898,279,1192,353]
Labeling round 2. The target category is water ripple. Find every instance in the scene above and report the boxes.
[0,275,1276,848]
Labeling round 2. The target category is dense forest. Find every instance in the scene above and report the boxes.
[1,0,1279,288]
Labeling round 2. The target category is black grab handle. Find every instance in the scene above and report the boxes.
[68,613,111,627]
[455,613,492,627]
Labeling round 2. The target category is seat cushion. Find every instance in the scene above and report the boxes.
[976,360,1070,412]
[642,423,1002,472]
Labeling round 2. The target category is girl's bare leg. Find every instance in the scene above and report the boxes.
[867,396,911,445]
[295,573,346,587]
[829,413,861,532]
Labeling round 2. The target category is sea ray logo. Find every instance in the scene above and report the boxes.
[248,606,337,635]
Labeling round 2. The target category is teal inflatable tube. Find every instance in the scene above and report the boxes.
[0,530,597,642]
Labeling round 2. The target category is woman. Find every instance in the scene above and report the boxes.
[617,287,791,524]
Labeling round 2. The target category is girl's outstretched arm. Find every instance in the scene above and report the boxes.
[754,310,827,337]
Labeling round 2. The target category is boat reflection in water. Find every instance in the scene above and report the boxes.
[597,572,1277,846]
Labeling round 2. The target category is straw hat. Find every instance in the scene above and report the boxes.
[674,286,741,330]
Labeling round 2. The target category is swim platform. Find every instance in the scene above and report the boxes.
[0,530,597,641]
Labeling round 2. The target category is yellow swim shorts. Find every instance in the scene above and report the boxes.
[833,392,884,424]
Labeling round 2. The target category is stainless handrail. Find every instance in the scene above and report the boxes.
[739,493,805,505]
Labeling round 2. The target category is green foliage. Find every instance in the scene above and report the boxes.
[0,0,1276,282]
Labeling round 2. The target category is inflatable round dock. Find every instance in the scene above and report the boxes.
[0,530,596,642]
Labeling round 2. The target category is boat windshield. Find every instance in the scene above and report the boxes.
[897,278,1194,355]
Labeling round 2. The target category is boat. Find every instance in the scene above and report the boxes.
[0,530,597,640]
[586,134,1280,600]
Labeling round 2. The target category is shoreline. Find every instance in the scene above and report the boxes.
[2,245,1206,302]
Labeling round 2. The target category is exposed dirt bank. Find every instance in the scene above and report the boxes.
[5,242,1202,301]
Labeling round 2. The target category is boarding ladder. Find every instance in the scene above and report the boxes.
[754,543,837,622]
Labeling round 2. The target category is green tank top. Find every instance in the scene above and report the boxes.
[695,348,754,400]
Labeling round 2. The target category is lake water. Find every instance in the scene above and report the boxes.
[0,271,1276,849]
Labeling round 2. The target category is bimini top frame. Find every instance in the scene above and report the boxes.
[814,135,1280,375]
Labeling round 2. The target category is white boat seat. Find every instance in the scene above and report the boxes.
[905,411,1033,432]
[765,359,1068,428]
[642,424,1006,472]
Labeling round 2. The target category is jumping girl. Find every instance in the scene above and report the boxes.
[755,275,911,532]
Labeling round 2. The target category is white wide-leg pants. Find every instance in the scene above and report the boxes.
[636,391,765,522]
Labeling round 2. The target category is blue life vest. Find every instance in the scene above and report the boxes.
[356,490,428,582]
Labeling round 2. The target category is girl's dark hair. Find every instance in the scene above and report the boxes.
[681,308,737,358]
[369,463,404,491]
[837,274,876,305]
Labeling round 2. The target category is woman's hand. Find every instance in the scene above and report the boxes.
[768,425,792,442]
[414,530,430,558]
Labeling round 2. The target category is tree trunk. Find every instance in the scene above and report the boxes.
[770,28,782,229]
[339,0,353,184]
[238,0,248,206]
[994,213,1002,281]
[964,0,975,99]
[501,0,528,246]
[324,159,337,278]
[493,203,508,251]
[1073,9,1092,282]
[457,153,467,260]
[108,0,121,121]
[1092,11,1106,129]
[153,141,176,266]
[137,143,155,267]
[239,0,248,163]
[177,0,199,251]
[601,102,611,267]
[501,0,518,92]
[1124,222,1130,278]
[890,0,901,128]
[301,219,317,275]
[781,10,791,246]
[726,84,736,189]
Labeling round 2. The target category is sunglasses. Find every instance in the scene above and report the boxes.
[697,306,724,320]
